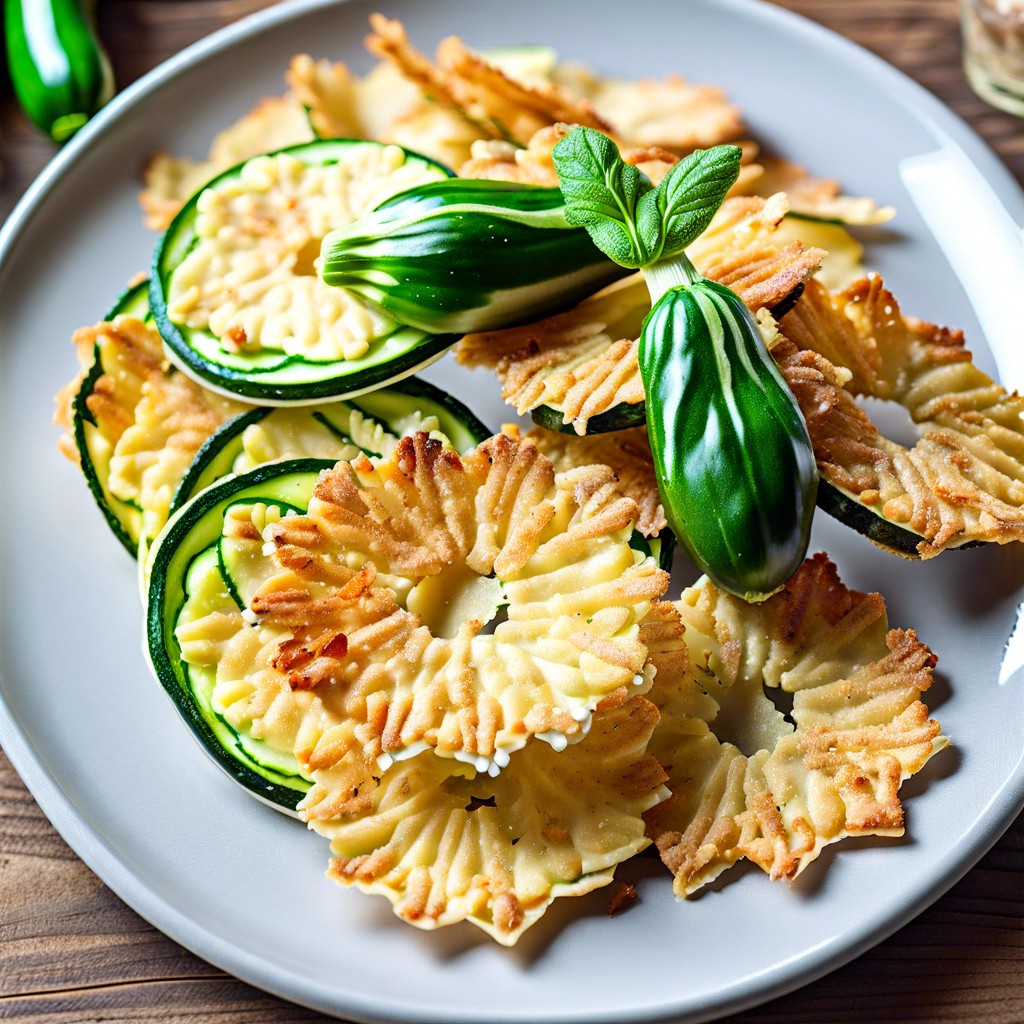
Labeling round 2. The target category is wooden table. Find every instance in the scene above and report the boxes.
[2,2,1023,1021]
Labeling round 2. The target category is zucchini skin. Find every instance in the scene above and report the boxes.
[529,285,808,436]
[169,375,493,512]
[319,180,630,334]
[639,279,818,601]
[5,0,114,142]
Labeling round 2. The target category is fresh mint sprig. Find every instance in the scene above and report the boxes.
[551,127,742,276]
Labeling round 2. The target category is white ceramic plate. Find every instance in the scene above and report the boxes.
[3,1,1024,1021]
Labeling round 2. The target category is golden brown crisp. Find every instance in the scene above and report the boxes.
[192,432,668,792]
[775,275,1024,555]
[525,425,665,537]
[644,554,947,896]
[55,315,245,550]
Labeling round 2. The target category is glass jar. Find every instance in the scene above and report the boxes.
[962,0,1024,115]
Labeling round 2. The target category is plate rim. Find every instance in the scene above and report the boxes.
[2,2,1023,1022]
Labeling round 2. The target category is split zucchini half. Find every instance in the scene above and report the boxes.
[151,139,456,404]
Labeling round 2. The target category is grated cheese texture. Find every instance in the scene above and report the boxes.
[644,555,947,896]
[307,694,667,945]
[166,146,442,363]
[776,275,1024,555]
[176,433,668,785]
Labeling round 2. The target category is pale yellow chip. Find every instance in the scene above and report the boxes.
[750,155,895,225]
[366,14,609,148]
[140,96,315,231]
[58,315,245,548]
[228,405,444,478]
[456,194,825,433]
[776,275,1024,555]
[644,554,947,896]
[198,432,666,781]
[305,694,667,945]
[587,75,745,152]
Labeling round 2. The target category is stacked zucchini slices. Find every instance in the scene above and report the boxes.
[57,134,683,944]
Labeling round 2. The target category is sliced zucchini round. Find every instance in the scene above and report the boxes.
[151,139,456,405]
[72,279,154,556]
[170,375,492,512]
[147,459,333,811]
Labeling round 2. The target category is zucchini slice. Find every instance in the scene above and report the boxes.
[151,139,456,405]
[63,281,249,558]
[775,275,1024,557]
[147,459,333,810]
[170,375,492,512]
[70,280,152,555]
[147,433,669,814]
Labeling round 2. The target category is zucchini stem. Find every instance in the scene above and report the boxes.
[642,252,703,304]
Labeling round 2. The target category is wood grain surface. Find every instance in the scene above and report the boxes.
[2,2,1023,1021]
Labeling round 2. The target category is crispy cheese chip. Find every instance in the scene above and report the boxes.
[525,426,665,538]
[750,155,895,225]
[286,54,363,139]
[456,194,825,433]
[775,276,1024,555]
[644,554,947,896]
[305,694,667,944]
[366,14,609,148]
[166,146,441,364]
[458,125,566,185]
[194,432,667,780]
[586,75,745,152]
[57,315,245,549]
[140,96,315,231]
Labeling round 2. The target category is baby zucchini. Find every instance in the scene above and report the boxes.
[5,0,114,142]
[151,139,455,404]
[319,180,629,334]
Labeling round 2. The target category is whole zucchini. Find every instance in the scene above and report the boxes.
[550,126,818,600]
[5,0,114,142]
[319,179,630,334]
[639,280,817,600]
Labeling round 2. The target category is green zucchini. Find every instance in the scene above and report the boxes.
[815,481,981,557]
[639,280,817,601]
[170,375,492,512]
[631,531,675,573]
[72,279,153,556]
[151,140,456,405]
[318,179,630,334]
[5,0,114,142]
[529,284,806,436]
[147,459,334,811]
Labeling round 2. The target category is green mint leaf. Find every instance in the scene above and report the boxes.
[551,126,654,269]
[653,145,743,258]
